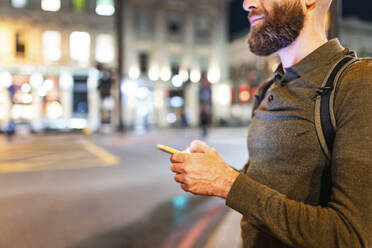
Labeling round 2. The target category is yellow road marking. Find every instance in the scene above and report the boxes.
[0,161,55,173]
[0,140,119,173]
[82,141,119,165]
[0,162,33,173]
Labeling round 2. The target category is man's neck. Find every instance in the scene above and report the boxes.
[277,27,328,70]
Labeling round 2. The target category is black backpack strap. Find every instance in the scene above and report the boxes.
[314,56,359,161]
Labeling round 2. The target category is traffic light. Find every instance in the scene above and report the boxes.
[239,84,251,103]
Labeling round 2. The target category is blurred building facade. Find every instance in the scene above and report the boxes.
[0,0,232,133]
[0,0,116,132]
[118,0,231,132]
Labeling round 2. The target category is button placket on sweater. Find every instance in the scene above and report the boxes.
[267,79,281,104]
[268,94,274,103]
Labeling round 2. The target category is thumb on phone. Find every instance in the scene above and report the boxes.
[189,140,209,153]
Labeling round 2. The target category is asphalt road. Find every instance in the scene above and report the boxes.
[0,128,248,248]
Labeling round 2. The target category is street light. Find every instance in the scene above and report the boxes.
[115,0,125,132]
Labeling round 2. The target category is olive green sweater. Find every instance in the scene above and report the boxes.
[226,39,372,248]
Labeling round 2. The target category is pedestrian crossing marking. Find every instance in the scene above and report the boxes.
[82,141,119,165]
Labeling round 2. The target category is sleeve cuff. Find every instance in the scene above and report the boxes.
[226,173,272,219]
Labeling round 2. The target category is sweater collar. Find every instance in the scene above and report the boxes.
[274,39,347,83]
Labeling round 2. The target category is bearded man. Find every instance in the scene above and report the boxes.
[169,0,372,247]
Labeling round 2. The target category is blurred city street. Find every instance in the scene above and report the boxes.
[0,0,370,247]
[0,128,247,248]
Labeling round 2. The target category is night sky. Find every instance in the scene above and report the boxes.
[229,0,372,39]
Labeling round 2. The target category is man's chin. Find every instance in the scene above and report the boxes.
[248,37,278,57]
[250,48,277,57]
[250,20,265,30]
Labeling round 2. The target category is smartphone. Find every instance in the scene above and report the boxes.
[157,144,180,154]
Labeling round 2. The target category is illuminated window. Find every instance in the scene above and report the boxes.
[72,0,86,11]
[95,34,114,63]
[96,0,115,16]
[41,0,61,12]
[70,32,90,62]
[136,8,153,40]
[11,0,28,8]
[195,16,211,44]
[42,31,61,62]
[167,11,183,42]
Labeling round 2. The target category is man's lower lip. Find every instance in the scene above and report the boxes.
[251,18,264,25]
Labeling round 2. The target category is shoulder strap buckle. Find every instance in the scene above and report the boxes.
[316,86,334,96]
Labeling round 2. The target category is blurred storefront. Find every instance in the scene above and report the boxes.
[0,0,116,132]
[0,68,103,132]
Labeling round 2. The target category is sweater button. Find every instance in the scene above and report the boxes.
[268,94,274,102]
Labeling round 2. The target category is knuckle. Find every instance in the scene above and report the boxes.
[174,174,181,183]
[182,165,188,174]
[185,177,194,186]
[169,155,175,162]
[182,184,189,192]
[182,155,189,162]
[189,185,196,193]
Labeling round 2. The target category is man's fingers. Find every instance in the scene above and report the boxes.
[170,153,187,163]
[189,146,204,153]
[171,163,184,173]
[193,140,207,146]
[190,140,211,154]
[174,174,186,184]
[180,183,188,192]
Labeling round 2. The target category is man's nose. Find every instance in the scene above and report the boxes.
[242,0,258,12]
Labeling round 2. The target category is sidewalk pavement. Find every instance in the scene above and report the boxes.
[205,209,243,248]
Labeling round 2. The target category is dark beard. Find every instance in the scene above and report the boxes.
[248,1,305,56]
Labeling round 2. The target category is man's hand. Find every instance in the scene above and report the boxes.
[170,140,239,199]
